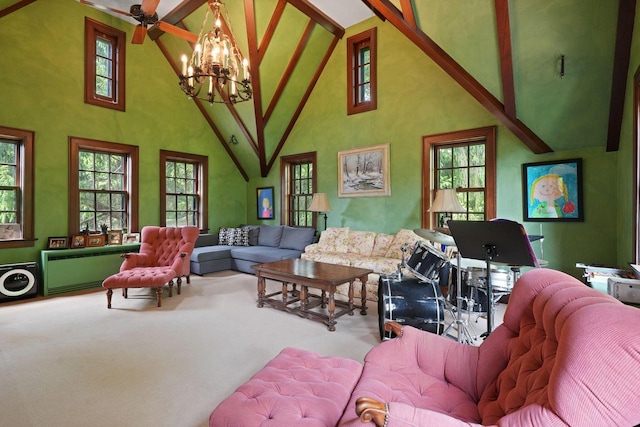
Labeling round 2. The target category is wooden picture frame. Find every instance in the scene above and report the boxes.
[122,232,140,244]
[338,143,390,197]
[71,234,87,249]
[86,234,106,247]
[108,230,123,245]
[47,236,69,250]
[257,187,275,219]
[522,158,583,222]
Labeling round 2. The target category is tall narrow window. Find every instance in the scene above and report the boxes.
[280,153,317,227]
[422,127,497,228]
[0,126,34,248]
[69,137,138,234]
[85,18,126,111]
[160,150,208,231]
[347,28,377,115]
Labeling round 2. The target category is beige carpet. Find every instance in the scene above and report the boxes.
[0,271,502,427]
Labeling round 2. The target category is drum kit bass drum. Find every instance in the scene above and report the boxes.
[378,230,518,342]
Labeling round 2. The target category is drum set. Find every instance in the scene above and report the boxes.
[378,229,524,344]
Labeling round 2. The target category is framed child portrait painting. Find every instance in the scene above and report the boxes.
[257,187,274,220]
[522,158,583,222]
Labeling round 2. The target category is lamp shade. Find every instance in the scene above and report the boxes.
[428,188,465,213]
[308,193,331,212]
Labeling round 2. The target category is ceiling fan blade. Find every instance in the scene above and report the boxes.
[78,0,132,18]
[131,25,147,44]
[140,0,161,16]
[155,21,198,44]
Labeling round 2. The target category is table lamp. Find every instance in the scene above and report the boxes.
[308,193,331,232]
[428,188,465,228]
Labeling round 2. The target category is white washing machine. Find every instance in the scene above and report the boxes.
[0,262,38,302]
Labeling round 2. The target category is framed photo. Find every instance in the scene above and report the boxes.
[71,234,87,249]
[338,143,390,197]
[122,232,140,244]
[108,230,123,245]
[86,234,106,247]
[522,158,583,222]
[47,236,69,250]
[257,187,274,219]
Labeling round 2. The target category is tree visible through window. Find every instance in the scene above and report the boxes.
[160,150,208,230]
[85,18,125,111]
[280,153,317,227]
[347,28,377,115]
[0,126,34,248]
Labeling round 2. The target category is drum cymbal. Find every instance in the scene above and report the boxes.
[413,228,456,246]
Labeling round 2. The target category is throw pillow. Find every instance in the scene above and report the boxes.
[232,228,249,246]
[279,226,315,251]
[317,227,349,253]
[218,227,232,245]
[371,233,395,257]
[385,229,421,259]
[258,225,284,247]
[242,225,260,246]
[346,230,376,256]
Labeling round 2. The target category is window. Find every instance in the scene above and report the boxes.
[85,18,126,111]
[160,150,208,230]
[69,137,138,234]
[422,127,497,228]
[280,152,317,227]
[347,28,377,115]
[0,126,34,248]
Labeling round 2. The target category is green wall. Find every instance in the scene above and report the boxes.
[0,1,247,265]
[253,16,621,278]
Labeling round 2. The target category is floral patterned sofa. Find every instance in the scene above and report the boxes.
[301,228,428,301]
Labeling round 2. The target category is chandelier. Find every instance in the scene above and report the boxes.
[178,0,252,104]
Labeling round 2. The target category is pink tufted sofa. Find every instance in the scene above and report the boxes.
[210,268,640,426]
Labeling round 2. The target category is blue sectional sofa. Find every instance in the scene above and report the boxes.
[190,225,315,275]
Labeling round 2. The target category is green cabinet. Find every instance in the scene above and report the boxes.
[40,244,140,295]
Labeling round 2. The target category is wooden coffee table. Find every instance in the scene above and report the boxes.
[253,259,372,331]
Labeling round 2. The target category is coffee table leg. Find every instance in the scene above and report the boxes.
[282,281,288,304]
[321,290,327,308]
[257,275,266,308]
[360,274,368,315]
[328,291,336,331]
[348,280,355,315]
[300,285,308,311]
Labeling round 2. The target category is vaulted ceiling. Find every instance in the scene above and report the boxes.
[1,0,635,181]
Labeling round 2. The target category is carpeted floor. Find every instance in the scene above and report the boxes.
[0,271,502,427]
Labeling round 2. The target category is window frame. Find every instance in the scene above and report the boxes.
[160,150,208,232]
[69,137,138,234]
[422,126,497,228]
[280,152,317,227]
[84,17,126,111]
[347,28,377,115]
[0,126,34,249]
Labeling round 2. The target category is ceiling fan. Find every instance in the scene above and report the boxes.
[79,0,197,45]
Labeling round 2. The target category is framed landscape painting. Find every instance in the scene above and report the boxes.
[522,158,583,222]
[338,143,390,198]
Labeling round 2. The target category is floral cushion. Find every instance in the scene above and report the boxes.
[346,231,377,256]
[317,227,350,253]
[385,229,422,259]
[371,233,395,257]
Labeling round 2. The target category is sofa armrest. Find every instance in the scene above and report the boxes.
[120,253,153,271]
[303,242,320,253]
[358,399,486,427]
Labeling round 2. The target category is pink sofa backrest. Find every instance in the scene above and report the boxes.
[477,268,640,426]
[139,226,200,276]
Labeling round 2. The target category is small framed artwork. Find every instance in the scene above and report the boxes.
[71,234,87,249]
[108,230,123,245]
[47,236,69,250]
[122,232,140,244]
[522,158,583,222]
[338,143,390,197]
[257,187,274,219]
[87,234,106,247]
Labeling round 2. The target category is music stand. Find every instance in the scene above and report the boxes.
[447,220,538,336]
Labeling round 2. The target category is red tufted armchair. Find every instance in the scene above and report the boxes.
[102,226,200,308]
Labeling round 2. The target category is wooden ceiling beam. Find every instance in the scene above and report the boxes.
[365,0,552,154]
[258,0,287,64]
[399,0,416,29]
[267,35,341,173]
[0,0,36,19]
[606,0,636,152]
[494,0,516,120]
[264,20,315,124]
[287,0,344,38]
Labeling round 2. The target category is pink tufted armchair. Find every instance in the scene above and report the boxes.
[347,268,640,426]
[102,226,199,308]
